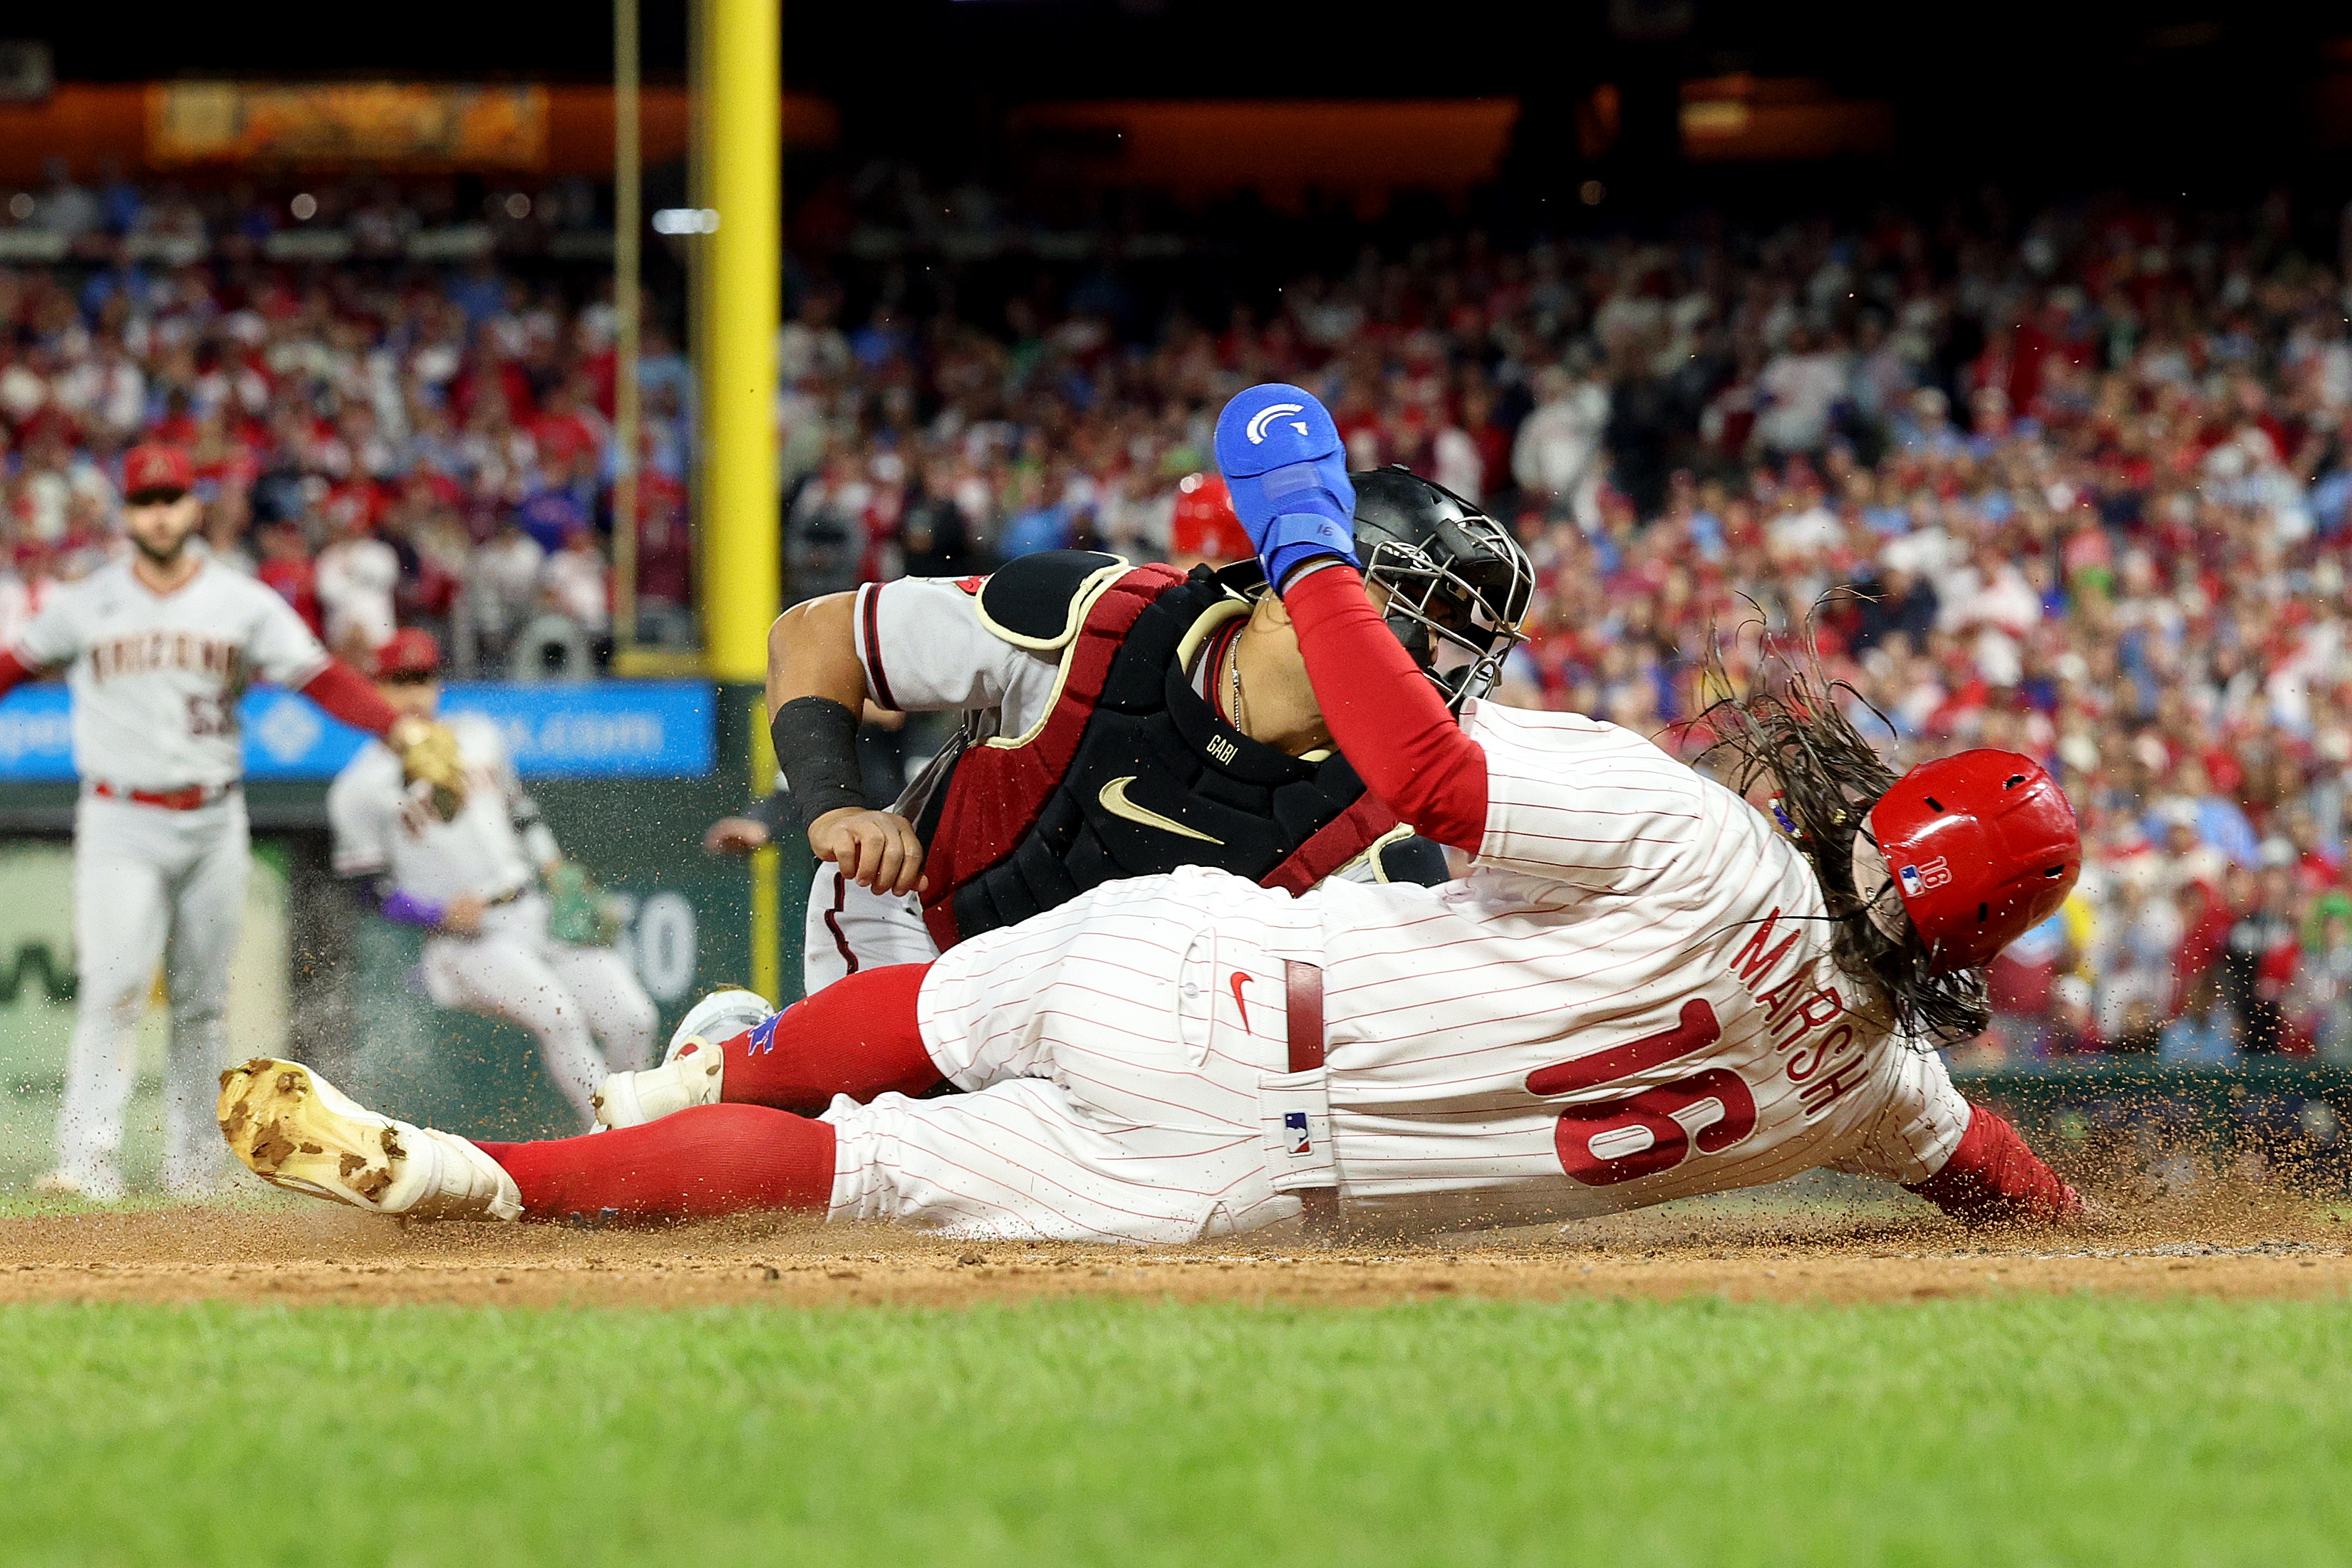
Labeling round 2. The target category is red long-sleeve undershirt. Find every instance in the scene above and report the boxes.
[0,648,396,738]
[1281,564,1488,851]
[1905,1101,2081,1226]
[296,658,400,737]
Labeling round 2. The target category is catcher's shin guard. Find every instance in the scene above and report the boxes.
[217,1059,521,1220]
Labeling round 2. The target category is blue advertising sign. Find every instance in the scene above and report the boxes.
[0,680,714,782]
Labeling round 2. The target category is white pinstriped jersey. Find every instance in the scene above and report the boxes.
[1315,700,1967,1229]
[850,700,1967,1243]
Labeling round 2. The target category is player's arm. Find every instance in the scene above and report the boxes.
[767,591,923,895]
[1829,1045,2083,1227]
[1214,385,1490,850]
[0,586,85,695]
[1903,1102,2083,1226]
[768,578,1029,895]
[295,657,401,737]
[328,776,481,936]
[1279,562,1490,850]
[0,648,52,697]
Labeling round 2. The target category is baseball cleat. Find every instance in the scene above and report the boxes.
[32,1165,125,1203]
[217,1059,522,1222]
[663,987,774,1063]
[592,1038,725,1131]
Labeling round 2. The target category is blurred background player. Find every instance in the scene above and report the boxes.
[1167,472,1253,571]
[753,464,1528,1004]
[0,442,421,1200]
[326,629,656,1126]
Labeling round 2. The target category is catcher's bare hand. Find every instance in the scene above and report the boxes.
[440,893,485,937]
[703,816,772,856]
[809,807,928,896]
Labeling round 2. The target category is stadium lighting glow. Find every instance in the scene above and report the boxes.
[651,207,720,234]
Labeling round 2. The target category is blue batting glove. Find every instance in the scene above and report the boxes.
[1213,383,1359,588]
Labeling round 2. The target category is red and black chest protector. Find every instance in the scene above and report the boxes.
[912,553,1402,949]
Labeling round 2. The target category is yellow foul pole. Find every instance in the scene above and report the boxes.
[696,0,782,995]
[700,0,780,682]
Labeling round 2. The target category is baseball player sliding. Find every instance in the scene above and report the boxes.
[0,443,467,1199]
[219,385,2088,1239]
[326,630,657,1126]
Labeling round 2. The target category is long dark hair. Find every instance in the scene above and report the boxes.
[1687,635,1991,1044]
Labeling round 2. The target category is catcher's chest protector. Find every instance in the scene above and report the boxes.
[916,554,1399,950]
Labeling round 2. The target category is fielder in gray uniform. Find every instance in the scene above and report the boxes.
[0,442,416,1199]
[326,629,656,1125]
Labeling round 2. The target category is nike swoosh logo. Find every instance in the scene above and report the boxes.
[1097,777,1225,845]
[1229,972,1252,1033]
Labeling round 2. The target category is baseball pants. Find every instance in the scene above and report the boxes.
[823,868,1327,1241]
[58,791,249,1192]
[480,869,1332,1241]
[420,895,658,1126]
[800,865,938,996]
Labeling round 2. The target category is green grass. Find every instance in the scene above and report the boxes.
[0,1296,2346,1567]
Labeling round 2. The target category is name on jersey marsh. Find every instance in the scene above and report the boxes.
[1730,907,1870,1118]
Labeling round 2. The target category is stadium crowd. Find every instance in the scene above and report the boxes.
[0,166,684,677]
[11,165,2352,1067]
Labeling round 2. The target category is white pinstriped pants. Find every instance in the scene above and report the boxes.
[821,868,1325,1242]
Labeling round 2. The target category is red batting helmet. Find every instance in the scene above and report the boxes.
[122,442,195,499]
[1171,472,1240,547]
[1867,749,2081,975]
[369,628,442,680]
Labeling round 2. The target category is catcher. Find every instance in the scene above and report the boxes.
[766,464,1530,1002]
[323,629,656,1126]
[220,385,2088,1239]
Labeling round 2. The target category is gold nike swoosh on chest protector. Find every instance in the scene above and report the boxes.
[1097,777,1225,845]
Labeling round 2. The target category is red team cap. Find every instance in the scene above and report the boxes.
[1867,749,2081,975]
[1171,472,1250,563]
[122,442,195,498]
[369,628,442,680]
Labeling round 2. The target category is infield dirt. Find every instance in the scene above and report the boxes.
[1,1185,2347,1309]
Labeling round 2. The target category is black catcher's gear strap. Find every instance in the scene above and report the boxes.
[772,697,867,833]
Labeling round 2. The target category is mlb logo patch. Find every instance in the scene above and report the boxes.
[1283,1111,1312,1156]
[1897,856,1953,898]
[745,1014,781,1057]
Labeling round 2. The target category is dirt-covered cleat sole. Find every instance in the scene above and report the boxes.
[217,1059,401,1209]
[217,1059,522,1221]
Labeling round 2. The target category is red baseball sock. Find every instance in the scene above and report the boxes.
[476,1104,836,1222]
[706,962,942,1111]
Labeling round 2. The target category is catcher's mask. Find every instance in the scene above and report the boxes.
[1349,467,1533,710]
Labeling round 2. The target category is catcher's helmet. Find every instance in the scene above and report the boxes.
[1349,467,1533,709]
[1863,749,2081,975]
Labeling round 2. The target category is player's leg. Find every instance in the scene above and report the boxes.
[48,801,174,1198]
[594,962,941,1126]
[421,934,608,1126]
[221,1054,1265,1240]
[540,944,658,1074]
[157,803,251,1195]
[801,865,938,996]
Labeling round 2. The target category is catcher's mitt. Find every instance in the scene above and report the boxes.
[388,715,467,823]
[544,859,624,947]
